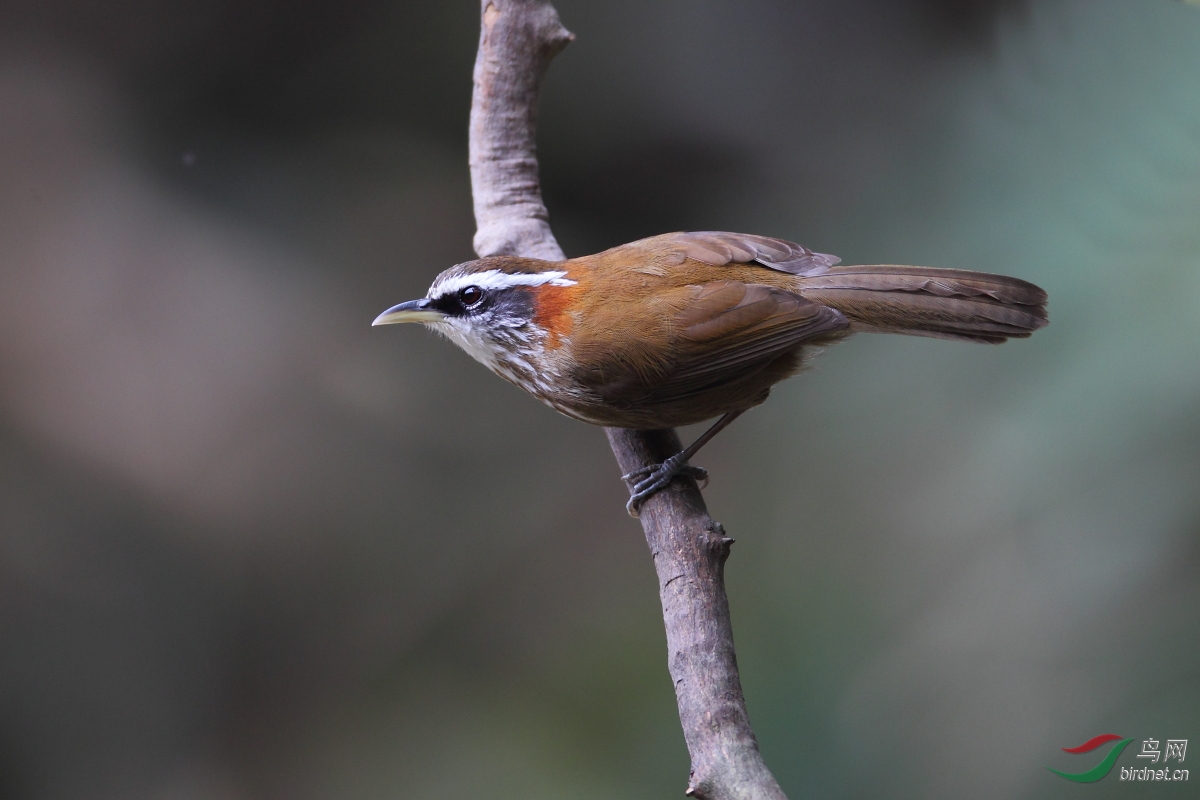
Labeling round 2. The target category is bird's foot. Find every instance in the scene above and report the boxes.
[622,453,709,517]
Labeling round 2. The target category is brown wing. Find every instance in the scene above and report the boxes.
[578,281,848,409]
[618,231,841,277]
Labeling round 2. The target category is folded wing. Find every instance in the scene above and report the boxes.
[577,280,847,408]
[617,231,841,277]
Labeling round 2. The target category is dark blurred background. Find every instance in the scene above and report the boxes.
[0,1,1197,798]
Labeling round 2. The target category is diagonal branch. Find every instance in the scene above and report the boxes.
[604,428,788,800]
[467,2,787,798]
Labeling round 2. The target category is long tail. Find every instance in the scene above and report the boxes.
[796,265,1048,344]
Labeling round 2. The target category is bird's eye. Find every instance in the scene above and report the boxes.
[458,285,484,308]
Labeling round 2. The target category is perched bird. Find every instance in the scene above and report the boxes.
[374,231,1048,514]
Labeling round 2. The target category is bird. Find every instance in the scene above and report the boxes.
[373,231,1048,515]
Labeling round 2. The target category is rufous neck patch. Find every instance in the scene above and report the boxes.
[532,283,578,346]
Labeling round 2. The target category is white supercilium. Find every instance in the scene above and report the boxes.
[429,269,575,300]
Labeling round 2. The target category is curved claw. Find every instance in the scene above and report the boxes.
[622,453,709,517]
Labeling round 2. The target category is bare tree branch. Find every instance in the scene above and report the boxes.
[467,2,787,797]
[470,0,571,261]
[605,428,788,800]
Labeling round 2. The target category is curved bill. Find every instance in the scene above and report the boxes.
[372,298,447,326]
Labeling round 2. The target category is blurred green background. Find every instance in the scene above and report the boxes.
[0,1,1197,798]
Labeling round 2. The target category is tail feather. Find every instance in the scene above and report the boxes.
[797,265,1048,344]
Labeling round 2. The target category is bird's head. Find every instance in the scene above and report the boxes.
[373,256,578,371]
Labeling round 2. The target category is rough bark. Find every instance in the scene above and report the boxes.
[605,428,788,800]
[467,2,787,797]
[470,0,571,261]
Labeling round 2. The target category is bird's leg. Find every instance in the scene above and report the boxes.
[622,410,745,516]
